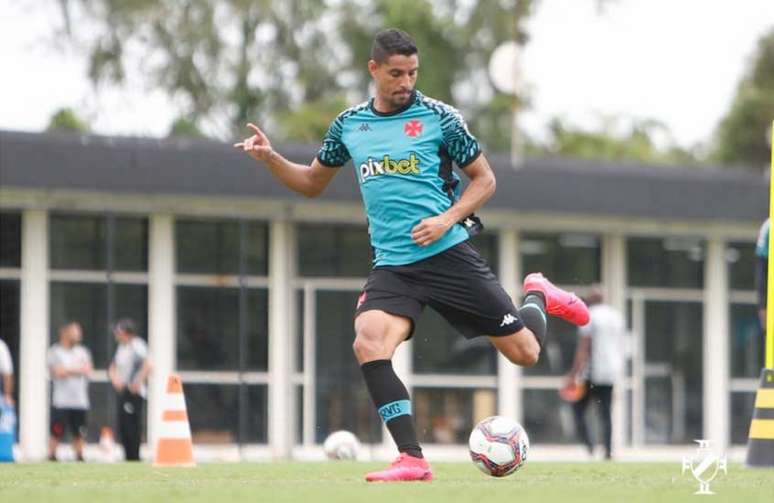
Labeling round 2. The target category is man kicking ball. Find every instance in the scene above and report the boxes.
[235,28,589,482]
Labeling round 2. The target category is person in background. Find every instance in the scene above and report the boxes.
[108,319,152,461]
[566,287,625,460]
[47,322,92,462]
[756,218,769,330]
[0,337,13,406]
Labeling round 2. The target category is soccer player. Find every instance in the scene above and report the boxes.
[235,28,589,482]
[47,322,93,462]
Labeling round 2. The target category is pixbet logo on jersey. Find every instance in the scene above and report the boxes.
[359,153,421,182]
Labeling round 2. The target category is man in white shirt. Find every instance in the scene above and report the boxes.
[566,287,625,460]
[0,338,13,406]
[108,319,152,461]
[47,322,93,461]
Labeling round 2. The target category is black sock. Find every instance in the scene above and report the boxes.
[360,359,423,458]
[519,292,547,347]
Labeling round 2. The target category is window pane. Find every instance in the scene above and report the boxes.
[521,233,600,284]
[246,289,269,371]
[730,303,764,378]
[85,382,115,443]
[246,222,269,276]
[177,286,239,370]
[643,301,703,444]
[49,282,148,369]
[176,219,240,274]
[186,383,238,444]
[245,385,268,444]
[414,387,496,444]
[730,392,756,445]
[0,280,20,404]
[0,212,21,268]
[524,319,579,376]
[627,237,704,288]
[315,290,381,444]
[522,389,576,444]
[50,282,109,367]
[298,224,371,277]
[413,308,497,375]
[727,242,756,291]
[113,284,148,343]
[50,214,105,270]
[469,233,499,276]
[294,384,303,445]
[112,218,149,272]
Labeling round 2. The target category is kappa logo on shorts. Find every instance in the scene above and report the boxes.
[500,313,517,327]
[357,291,367,309]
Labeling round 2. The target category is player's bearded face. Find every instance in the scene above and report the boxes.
[370,54,418,109]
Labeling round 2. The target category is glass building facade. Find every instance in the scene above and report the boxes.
[0,206,761,460]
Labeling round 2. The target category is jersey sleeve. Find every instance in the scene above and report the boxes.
[440,106,481,168]
[0,342,13,374]
[316,115,351,167]
[134,339,148,361]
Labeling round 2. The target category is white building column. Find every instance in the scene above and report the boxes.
[19,209,49,461]
[704,237,729,450]
[602,234,627,453]
[268,220,295,459]
[147,214,175,452]
[601,234,626,316]
[498,229,521,422]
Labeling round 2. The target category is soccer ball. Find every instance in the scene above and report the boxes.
[323,430,360,460]
[468,416,529,477]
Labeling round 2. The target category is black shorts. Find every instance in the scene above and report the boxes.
[50,407,88,439]
[355,241,524,339]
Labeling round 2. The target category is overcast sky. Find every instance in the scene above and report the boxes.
[1,0,773,147]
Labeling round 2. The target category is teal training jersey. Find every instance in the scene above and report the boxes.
[317,90,482,267]
[757,219,770,258]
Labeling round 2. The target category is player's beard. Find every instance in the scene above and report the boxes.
[390,88,413,108]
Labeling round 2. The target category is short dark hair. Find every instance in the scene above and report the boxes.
[113,318,137,336]
[371,28,418,64]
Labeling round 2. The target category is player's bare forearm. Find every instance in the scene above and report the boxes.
[234,123,337,198]
[441,159,496,224]
[3,374,13,396]
[410,155,495,247]
[260,150,321,197]
[569,337,591,378]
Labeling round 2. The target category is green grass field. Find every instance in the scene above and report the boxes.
[0,462,772,503]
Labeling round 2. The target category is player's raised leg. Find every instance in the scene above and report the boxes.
[523,272,590,326]
[353,310,433,482]
[490,273,590,367]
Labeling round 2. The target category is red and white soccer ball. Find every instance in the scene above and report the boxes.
[323,430,361,460]
[469,416,529,477]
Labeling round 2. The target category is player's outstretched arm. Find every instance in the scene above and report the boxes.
[234,123,339,198]
[411,155,496,247]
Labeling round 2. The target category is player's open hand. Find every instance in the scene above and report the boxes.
[411,215,453,247]
[234,123,274,162]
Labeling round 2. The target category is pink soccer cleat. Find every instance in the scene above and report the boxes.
[365,453,434,482]
[523,272,590,326]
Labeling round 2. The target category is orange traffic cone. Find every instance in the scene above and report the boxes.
[153,374,195,467]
